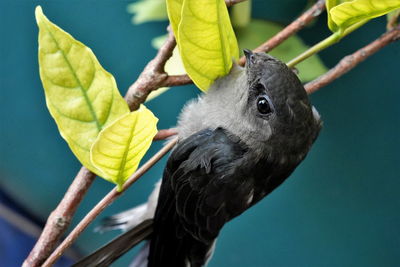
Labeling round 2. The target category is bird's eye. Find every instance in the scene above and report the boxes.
[257,97,272,114]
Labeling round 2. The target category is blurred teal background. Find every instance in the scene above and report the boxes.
[0,0,399,266]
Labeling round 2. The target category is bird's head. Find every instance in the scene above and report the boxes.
[206,50,321,160]
[179,50,321,161]
[240,50,321,160]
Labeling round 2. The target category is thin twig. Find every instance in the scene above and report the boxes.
[305,25,400,94]
[42,138,178,267]
[153,128,178,141]
[238,0,326,66]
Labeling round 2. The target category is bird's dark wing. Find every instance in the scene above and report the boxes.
[148,127,259,267]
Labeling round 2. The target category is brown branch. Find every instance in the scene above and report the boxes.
[153,128,178,141]
[42,138,178,267]
[124,29,177,111]
[238,0,326,66]
[162,74,193,87]
[305,25,400,94]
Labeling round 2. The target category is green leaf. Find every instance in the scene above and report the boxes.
[90,105,158,191]
[166,0,184,41]
[326,0,350,32]
[236,20,328,82]
[328,0,400,32]
[35,6,130,173]
[127,0,168,25]
[175,0,239,91]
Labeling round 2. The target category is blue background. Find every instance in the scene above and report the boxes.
[0,0,399,266]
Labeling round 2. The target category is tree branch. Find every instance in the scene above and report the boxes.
[162,74,192,87]
[42,138,178,267]
[124,29,176,111]
[305,25,400,94]
[153,128,178,141]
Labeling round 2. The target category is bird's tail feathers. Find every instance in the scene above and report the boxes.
[72,219,153,267]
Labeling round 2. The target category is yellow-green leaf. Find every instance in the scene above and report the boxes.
[35,6,129,173]
[326,0,350,32]
[90,106,158,191]
[166,0,184,42]
[177,0,239,91]
[330,0,400,31]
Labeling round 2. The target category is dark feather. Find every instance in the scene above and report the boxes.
[72,220,153,267]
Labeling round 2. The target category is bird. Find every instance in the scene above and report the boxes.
[73,50,322,267]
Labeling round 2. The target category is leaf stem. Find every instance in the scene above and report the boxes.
[287,19,370,68]
[287,32,341,68]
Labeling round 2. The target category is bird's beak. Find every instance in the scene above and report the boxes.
[243,49,254,67]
